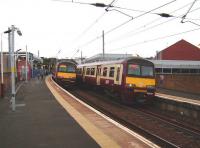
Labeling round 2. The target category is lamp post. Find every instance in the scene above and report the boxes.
[4,25,22,111]
[1,33,4,97]
[26,45,28,83]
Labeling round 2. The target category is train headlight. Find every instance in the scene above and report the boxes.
[125,83,135,88]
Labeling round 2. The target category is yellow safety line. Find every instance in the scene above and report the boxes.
[46,77,120,148]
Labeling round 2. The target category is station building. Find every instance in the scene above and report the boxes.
[154,39,200,94]
[151,60,200,94]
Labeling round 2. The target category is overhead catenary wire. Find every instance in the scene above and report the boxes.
[70,0,118,58]
[181,0,198,22]
[73,11,107,42]
[104,0,177,35]
[73,0,119,42]
[77,0,177,49]
[52,0,93,5]
[108,27,200,52]
[106,2,200,45]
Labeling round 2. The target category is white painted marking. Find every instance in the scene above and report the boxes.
[51,77,160,148]
[16,103,26,107]
[156,93,200,106]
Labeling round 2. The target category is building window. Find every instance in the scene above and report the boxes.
[163,68,171,73]
[190,69,199,73]
[172,68,181,73]
[181,69,190,73]
[155,68,162,74]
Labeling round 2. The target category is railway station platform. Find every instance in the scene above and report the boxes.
[0,76,157,148]
[0,77,99,148]
[156,88,200,106]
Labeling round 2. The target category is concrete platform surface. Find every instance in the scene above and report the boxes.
[0,78,99,148]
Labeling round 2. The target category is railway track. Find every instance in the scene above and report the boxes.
[56,80,200,148]
[70,90,179,147]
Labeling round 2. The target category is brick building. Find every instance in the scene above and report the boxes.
[154,39,200,94]
[156,39,200,60]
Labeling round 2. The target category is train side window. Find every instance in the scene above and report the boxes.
[109,67,115,77]
[116,67,120,81]
[86,68,90,75]
[97,67,101,75]
[103,67,107,77]
[91,68,95,75]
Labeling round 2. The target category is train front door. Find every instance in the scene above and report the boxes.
[96,66,101,85]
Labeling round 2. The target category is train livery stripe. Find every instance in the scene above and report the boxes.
[126,77,155,87]
[46,77,120,148]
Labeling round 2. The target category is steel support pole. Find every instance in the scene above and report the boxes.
[102,30,105,61]
[10,25,16,111]
[25,45,28,82]
[1,33,4,97]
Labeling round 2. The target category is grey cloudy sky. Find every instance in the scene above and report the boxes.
[0,0,200,58]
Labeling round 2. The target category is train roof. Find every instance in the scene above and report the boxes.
[150,60,200,69]
[77,57,152,67]
[57,59,77,65]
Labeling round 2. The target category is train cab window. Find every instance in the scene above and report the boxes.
[66,65,76,73]
[109,67,115,77]
[86,68,90,75]
[91,68,95,75]
[58,65,67,72]
[103,67,108,77]
[141,66,154,77]
[127,64,140,76]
